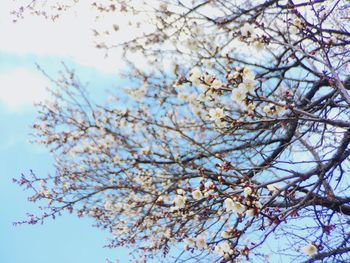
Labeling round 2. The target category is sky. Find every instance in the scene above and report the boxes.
[0,1,134,262]
[0,1,331,262]
[0,1,314,262]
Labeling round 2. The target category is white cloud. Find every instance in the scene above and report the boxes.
[0,68,49,111]
[0,1,157,112]
[0,1,154,73]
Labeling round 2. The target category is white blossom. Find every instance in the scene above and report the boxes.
[211,79,223,90]
[254,201,262,209]
[267,183,280,194]
[174,195,187,209]
[232,87,247,104]
[113,155,121,163]
[192,189,203,200]
[177,93,190,101]
[301,243,318,256]
[177,189,185,195]
[291,18,303,34]
[247,103,255,115]
[221,230,232,239]
[189,67,202,85]
[241,23,256,37]
[209,108,225,122]
[293,18,303,29]
[228,71,240,80]
[204,74,215,85]
[185,237,196,247]
[130,84,147,100]
[263,104,275,116]
[214,241,231,256]
[242,66,253,77]
[225,198,245,213]
[243,186,253,197]
[194,234,207,249]
[224,198,235,211]
[240,78,256,93]
[246,209,256,217]
[204,181,213,189]
[220,241,231,253]
[254,41,265,50]
[214,244,224,256]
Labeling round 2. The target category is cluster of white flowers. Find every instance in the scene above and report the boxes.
[262,102,285,116]
[239,23,267,50]
[224,198,245,214]
[203,74,215,87]
[211,79,223,90]
[128,83,148,101]
[214,241,234,256]
[203,181,215,197]
[188,66,225,92]
[240,23,256,38]
[222,184,262,218]
[173,194,187,209]
[185,234,208,249]
[245,198,262,210]
[231,67,256,108]
[171,182,217,214]
[194,234,208,249]
[262,104,275,116]
[238,78,255,92]
[177,92,196,102]
[291,18,303,34]
[189,101,207,118]
[231,88,248,106]
[186,65,289,123]
[188,67,202,85]
[39,188,52,198]
[178,67,227,121]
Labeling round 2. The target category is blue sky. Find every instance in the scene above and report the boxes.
[0,1,136,262]
[0,2,303,262]
[0,52,133,263]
